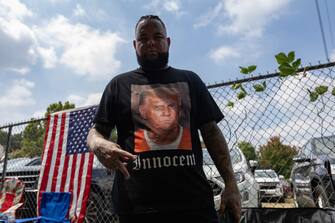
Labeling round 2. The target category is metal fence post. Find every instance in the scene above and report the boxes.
[1,125,12,190]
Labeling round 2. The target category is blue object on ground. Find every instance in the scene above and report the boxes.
[15,192,71,223]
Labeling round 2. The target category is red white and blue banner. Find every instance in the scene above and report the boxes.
[37,106,96,223]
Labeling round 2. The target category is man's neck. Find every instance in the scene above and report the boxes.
[140,64,169,71]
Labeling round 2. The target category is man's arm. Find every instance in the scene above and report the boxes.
[200,121,241,223]
[87,123,136,178]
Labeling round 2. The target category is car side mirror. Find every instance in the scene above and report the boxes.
[293,157,311,163]
[249,160,258,174]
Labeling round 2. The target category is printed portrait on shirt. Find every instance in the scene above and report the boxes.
[131,83,192,153]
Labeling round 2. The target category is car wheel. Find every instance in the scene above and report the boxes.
[314,185,329,208]
[84,191,104,223]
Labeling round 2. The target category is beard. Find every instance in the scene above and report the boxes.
[136,52,169,70]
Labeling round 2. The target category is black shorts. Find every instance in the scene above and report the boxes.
[118,208,219,223]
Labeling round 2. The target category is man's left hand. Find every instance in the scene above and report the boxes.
[219,185,241,223]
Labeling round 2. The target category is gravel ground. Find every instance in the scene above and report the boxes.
[261,198,296,208]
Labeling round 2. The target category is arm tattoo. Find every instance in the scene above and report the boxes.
[200,121,236,187]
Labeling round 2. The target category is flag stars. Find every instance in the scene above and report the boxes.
[66,106,97,155]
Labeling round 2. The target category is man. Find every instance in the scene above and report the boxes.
[87,15,241,223]
[135,86,192,152]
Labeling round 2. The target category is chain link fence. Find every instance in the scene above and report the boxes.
[0,118,119,222]
[0,61,334,222]
[208,61,335,209]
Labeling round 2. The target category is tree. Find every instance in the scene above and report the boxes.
[11,120,45,158]
[237,141,257,161]
[0,129,23,155]
[110,129,118,142]
[10,101,75,158]
[258,136,297,178]
[45,101,75,117]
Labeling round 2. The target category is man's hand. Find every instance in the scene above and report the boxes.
[219,185,241,223]
[87,128,136,178]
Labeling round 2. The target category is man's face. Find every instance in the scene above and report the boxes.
[133,19,170,68]
[140,95,179,133]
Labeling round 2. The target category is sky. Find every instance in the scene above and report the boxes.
[1,0,335,126]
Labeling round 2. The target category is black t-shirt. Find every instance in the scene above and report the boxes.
[94,66,224,214]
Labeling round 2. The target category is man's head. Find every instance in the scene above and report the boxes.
[139,87,180,134]
[133,15,170,70]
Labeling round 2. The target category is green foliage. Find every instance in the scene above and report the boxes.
[315,85,328,95]
[110,129,118,142]
[275,52,289,64]
[228,50,329,105]
[11,120,45,158]
[258,136,298,178]
[227,101,234,108]
[0,130,6,148]
[253,81,267,92]
[287,51,295,63]
[10,133,23,151]
[0,130,23,154]
[275,51,301,77]
[237,141,257,161]
[332,88,335,96]
[239,65,257,75]
[231,83,242,90]
[309,91,319,102]
[278,63,296,77]
[46,101,75,117]
[292,59,301,69]
[308,85,330,102]
[10,101,75,158]
[230,65,260,103]
[237,90,247,99]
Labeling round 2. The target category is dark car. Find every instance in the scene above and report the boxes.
[290,135,335,208]
[0,157,116,223]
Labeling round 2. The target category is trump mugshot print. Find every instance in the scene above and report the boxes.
[131,82,192,153]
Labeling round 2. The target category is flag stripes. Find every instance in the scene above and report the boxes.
[37,106,96,223]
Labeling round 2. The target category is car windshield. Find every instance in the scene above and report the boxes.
[314,136,335,158]
[255,170,277,178]
[294,173,309,180]
[203,149,241,165]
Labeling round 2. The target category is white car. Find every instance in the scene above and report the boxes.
[254,169,284,202]
[202,148,260,209]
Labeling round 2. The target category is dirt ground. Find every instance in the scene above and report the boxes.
[261,198,296,208]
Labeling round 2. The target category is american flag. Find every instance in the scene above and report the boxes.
[37,106,97,223]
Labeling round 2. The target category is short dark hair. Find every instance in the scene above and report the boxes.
[135,15,166,33]
[139,87,181,107]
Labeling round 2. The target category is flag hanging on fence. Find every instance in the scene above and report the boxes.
[37,106,97,223]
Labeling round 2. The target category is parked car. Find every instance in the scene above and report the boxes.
[203,148,260,208]
[254,169,284,202]
[290,135,335,208]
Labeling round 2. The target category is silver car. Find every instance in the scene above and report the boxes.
[202,148,260,209]
[254,169,284,202]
